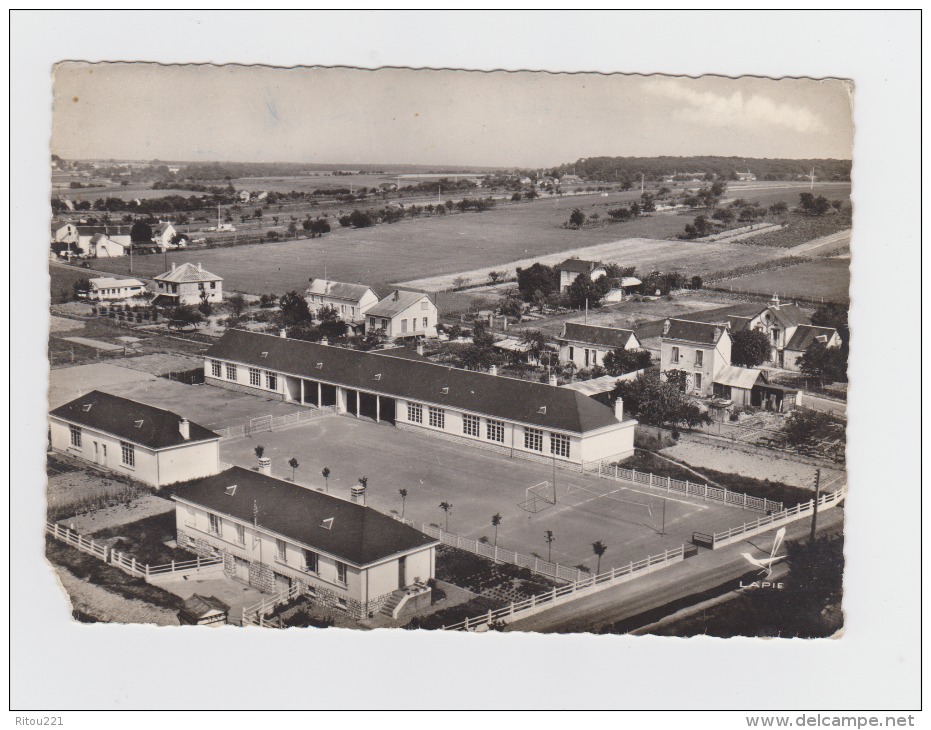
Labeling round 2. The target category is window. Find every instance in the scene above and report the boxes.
[369,317,376,328]
[421,301,429,310]
[185,506,196,528]
[401,319,408,333]
[772,329,779,343]
[211,360,221,377]
[550,432,570,458]
[694,373,703,391]
[524,427,543,452]
[407,402,423,424]
[249,367,261,386]
[120,442,135,467]
[208,513,222,536]
[568,346,575,361]
[303,549,318,573]
[69,425,81,448]
[265,372,277,390]
[695,350,703,367]
[276,539,287,562]
[226,363,237,380]
[336,561,348,584]
[423,317,428,328]
[428,406,445,429]
[486,419,505,443]
[381,319,389,330]
[210,281,216,290]
[463,414,480,437]
[671,346,680,364]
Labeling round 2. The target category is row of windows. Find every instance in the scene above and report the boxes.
[405,402,569,457]
[399,317,430,333]
[669,347,704,367]
[68,426,135,465]
[210,361,276,390]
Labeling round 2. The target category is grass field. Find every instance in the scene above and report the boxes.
[715,258,850,304]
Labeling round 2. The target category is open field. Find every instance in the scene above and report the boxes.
[218,415,751,571]
[714,257,850,304]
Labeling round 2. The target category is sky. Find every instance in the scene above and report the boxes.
[52,64,854,167]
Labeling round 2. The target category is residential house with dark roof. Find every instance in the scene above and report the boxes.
[75,225,132,256]
[783,325,843,371]
[153,262,223,306]
[305,279,379,323]
[557,322,643,370]
[557,258,607,291]
[660,318,732,397]
[363,289,438,339]
[153,222,178,248]
[173,467,439,618]
[205,329,637,466]
[49,391,221,488]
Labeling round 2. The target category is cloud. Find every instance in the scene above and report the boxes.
[646,79,828,135]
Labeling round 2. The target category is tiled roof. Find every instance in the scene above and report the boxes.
[727,315,753,333]
[207,329,623,433]
[154,262,222,283]
[785,325,839,352]
[174,467,438,567]
[560,322,638,349]
[557,258,603,274]
[75,225,133,236]
[50,391,219,449]
[306,279,374,303]
[766,304,810,329]
[662,318,728,345]
[365,290,431,319]
[89,277,145,289]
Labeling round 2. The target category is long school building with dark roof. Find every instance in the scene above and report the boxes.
[204,329,636,468]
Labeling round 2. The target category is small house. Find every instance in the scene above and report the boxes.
[660,318,732,397]
[153,262,223,306]
[557,322,642,370]
[87,277,147,301]
[557,259,607,291]
[364,290,438,339]
[305,279,379,323]
[88,233,128,258]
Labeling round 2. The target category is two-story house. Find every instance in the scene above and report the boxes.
[557,322,643,370]
[153,222,178,248]
[305,279,379,323]
[557,258,607,292]
[364,290,438,339]
[659,318,732,397]
[153,262,223,306]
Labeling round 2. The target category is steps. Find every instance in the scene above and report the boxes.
[380,590,407,617]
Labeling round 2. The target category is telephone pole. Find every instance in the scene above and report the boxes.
[809,469,821,542]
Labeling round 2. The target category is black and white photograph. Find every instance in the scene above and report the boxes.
[10,9,921,718]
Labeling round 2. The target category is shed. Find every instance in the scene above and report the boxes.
[178,594,230,627]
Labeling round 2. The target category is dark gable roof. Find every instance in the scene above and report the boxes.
[50,391,219,449]
[207,330,620,433]
[175,467,438,566]
[785,325,838,352]
[663,319,727,345]
[561,322,637,349]
[767,304,810,329]
[558,258,603,274]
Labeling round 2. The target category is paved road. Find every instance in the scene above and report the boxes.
[507,506,844,633]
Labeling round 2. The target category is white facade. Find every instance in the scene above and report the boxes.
[660,329,732,397]
[364,294,438,339]
[88,278,147,301]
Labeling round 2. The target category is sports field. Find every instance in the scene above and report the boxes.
[715,257,850,304]
[218,415,751,571]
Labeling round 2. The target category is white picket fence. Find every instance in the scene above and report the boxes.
[215,407,335,440]
[586,462,782,514]
[692,484,846,550]
[442,544,689,631]
[396,519,586,583]
[46,521,222,581]
[241,583,304,627]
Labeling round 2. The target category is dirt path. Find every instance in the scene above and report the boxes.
[52,564,179,625]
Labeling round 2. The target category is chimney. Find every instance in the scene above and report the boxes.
[350,484,366,506]
[171,262,176,270]
[549,373,558,387]
[614,396,624,421]
[416,340,425,356]
[258,457,272,476]
[662,319,671,336]
[770,294,781,309]
[393,290,400,301]
[178,418,190,440]
[321,336,329,346]
[279,328,287,338]
[198,262,203,272]
[489,365,498,376]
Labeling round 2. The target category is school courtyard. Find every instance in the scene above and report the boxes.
[219,414,751,572]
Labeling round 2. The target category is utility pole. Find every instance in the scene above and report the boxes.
[661,498,667,536]
[810,167,816,190]
[584,298,589,324]
[129,238,134,274]
[641,173,645,194]
[809,469,821,543]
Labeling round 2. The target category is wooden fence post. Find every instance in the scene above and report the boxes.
[703,484,708,501]
[131,556,136,574]
[743,493,747,509]
[464,616,470,631]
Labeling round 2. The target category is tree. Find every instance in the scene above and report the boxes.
[565,272,602,310]
[321,466,330,493]
[602,348,652,376]
[488,270,505,284]
[130,221,153,243]
[349,209,374,228]
[516,262,559,302]
[544,530,555,563]
[524,189,539,201]
[768,201,789,218]
[227,293,247,319]
[731,328,772,367]
[198,289,213,316]
[499,295,525,322]
[592,540,607,575]
[519,329,548,363]
[399,488,408,518]
[568,208,586,229]
[167,305,203,330]
[491,513,502,547]
[72,277,90,300]
[711,208,735,225]
[439,501,452,532]
[798,193,831,216]
[799,342,848,383]
[288,457,300,481]
[784,410,843,448]
[690,275,703,290]
[278,290,312,327]
[254,445,265,461]
[613,371,711,428]
[451,276,470,290]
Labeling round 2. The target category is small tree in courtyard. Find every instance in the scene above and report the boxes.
[288,457,300,482]
[439,501,452,532]
[491,513,502,547]
[592,540,607,575]
[544,530,556,563]
[321,466,331,492]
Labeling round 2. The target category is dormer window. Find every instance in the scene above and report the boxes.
[134,420,144,428]
[260,352,268,358]
[537,406,547,415]
[441,387,449,394]
[374,374,382,381]
[82,404,93,412]
[225,485,237,496]
[315,362,323,369]
[320,517,334,530]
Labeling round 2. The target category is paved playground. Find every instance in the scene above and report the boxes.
[219,415,752,572]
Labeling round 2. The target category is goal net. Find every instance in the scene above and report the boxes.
[518,481,556,513]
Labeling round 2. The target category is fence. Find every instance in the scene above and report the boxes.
[395,519,586,583]
[214,407,335,440]
[242,583,304,627]
[692,484,846,550]
[442,544,690,631]
[46,521,222,581]
[585,462,782,514]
